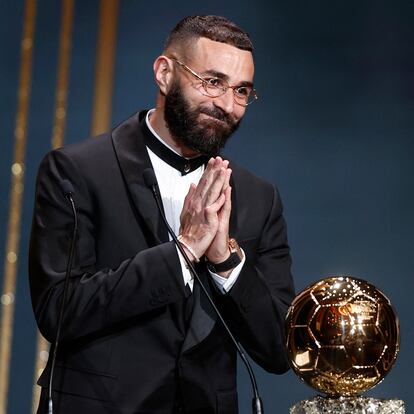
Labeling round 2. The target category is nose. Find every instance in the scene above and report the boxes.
[213,88,235,115]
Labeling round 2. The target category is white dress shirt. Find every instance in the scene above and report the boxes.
[145,109,244,293]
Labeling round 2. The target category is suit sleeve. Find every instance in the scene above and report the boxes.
[214,185,295,374]
[29,149,187,343]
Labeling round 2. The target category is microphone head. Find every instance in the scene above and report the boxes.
[143,168,157,188]
[61,179,74,196]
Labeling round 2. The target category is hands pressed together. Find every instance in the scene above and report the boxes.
[178,157,233,276]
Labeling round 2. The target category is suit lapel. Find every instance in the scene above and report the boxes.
[111,110,168,244]
[182,270,217,352]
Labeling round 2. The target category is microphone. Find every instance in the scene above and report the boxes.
[47,179,78,414]
[143,168,264,414]
[60,179,74,196]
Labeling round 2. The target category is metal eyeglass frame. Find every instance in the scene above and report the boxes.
[170,57,258,107]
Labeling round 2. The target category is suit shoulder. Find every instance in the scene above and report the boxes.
[36,133,117,187]
[229,160,285,215]
[56,132,112,159]
[230,160,275,192]
[38,133,115,174]
[47,111,143,165]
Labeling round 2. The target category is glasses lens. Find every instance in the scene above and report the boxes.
[203,78,227,97]
[201,74,258,106]
[234,88,257,106]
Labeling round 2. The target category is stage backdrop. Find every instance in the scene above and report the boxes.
[0,1,413,413]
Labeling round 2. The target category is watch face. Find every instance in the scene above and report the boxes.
[228,238,239,253]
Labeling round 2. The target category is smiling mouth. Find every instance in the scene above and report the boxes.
[200,113,227,124]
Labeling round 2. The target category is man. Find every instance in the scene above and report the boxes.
[30,15,295,413]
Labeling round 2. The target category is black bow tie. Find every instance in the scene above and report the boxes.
[141,118,208,176]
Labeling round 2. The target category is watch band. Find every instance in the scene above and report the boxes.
[206,238,242,273]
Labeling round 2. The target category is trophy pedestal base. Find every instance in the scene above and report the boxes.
[290,395,405,414]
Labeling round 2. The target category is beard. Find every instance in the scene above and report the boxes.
[164,80,241,157]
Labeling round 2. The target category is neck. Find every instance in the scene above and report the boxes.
[149,107,199,158]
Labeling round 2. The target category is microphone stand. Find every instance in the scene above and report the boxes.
[48,181,78,414]
[144,169,263,414]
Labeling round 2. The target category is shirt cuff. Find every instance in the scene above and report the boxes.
[176,245,194,291]
[209,248,245,294]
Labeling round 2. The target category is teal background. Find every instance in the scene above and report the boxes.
[1,1,413,412]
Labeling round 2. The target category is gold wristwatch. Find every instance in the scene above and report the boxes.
[206,238,242,273]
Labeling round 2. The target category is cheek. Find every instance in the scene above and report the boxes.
[183,86,211,108]
[234,106,246,121]
[181,79,205,98]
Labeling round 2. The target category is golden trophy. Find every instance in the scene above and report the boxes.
[286,276,404,413]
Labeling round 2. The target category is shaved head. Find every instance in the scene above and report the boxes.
[164,15,253,59]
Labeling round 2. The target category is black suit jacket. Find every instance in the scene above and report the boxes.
[29,111,295,413]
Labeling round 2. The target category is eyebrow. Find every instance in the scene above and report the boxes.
[201,69,254,88]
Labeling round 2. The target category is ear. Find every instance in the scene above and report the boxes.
[153,56,174,94]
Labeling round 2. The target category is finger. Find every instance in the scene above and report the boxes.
[182,183,196,213]
[222,167,231,191]
[203,167,227,206]
[218,186,232,229]
[192,157,219,199]
[204,193,225,220]
[221,185,232,218]
[213,156,223,166]
[197,157,225,189]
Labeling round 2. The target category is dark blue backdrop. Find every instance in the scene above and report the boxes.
[1,1,413,412]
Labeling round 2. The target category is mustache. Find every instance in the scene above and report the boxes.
[198,107,235,125]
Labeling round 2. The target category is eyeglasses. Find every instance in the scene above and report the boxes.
[170,58,258,107]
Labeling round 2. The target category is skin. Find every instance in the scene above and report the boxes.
[150,37,255,277]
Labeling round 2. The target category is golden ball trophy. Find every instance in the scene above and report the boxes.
[286,276,404,413]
